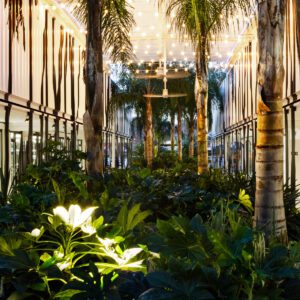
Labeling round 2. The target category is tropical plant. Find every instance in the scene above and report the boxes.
[139,201,300,300]
[162,0,250,174]
[0,203,150,298]
[254,0,288,241]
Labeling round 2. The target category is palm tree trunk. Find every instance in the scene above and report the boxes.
[170,112,175,152]
[296,0,300,62]
[195,41,208,174]
[84,0,104,178]
[188,118,194,158]
[254,0,287,242]
[177,106,183,161]
[145,97,153,167]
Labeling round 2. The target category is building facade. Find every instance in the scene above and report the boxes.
[0,0,131,184]
[210,0,300,187]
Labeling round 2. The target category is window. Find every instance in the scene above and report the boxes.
[10,131,22,180]
[32,133,42,164]
[294,104,300,186]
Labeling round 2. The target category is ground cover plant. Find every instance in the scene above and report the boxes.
[0,146,300,299]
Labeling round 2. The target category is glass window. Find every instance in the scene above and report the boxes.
[283,108,290,184]
[294,104,300,186]
[10,131,22,181]
[77,139,83,151]
[32,133,41,165]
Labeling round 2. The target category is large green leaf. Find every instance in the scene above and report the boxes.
[55,289,83,299]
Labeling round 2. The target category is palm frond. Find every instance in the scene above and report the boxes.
[102,0,135,62]
[161,0,251,50]
[71,0,135,63]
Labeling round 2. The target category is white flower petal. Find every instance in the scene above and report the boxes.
[81,221,96,235]
[122,248,143,263]
[53,206,69,224]
[57,261,71,271]
[68,205,82,228]
[78,207,97,227]
[97,237,115,249]
[30,228,41,237]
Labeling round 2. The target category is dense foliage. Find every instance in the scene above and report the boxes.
[0,145,300,299]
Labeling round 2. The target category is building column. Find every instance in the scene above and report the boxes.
[27,110,33,165]
[39,114,44,164]
[4,106,11,181]
[291,106,296,189]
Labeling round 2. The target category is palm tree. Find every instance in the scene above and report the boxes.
[181,73,196,158]
[297,0,300,62]
[111,63,163,168]
[168,100,176,153]
[254,0,287,242]
[207,67,225,131]
[73,0,135,177]
[177,104,183,161]
[162,0,250,174]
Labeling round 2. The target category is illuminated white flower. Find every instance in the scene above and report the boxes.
[57,260,71,271]
[81,218,96,235]
[97,237,116,249]
[53,205,97,229]
[97,237,143,266]
[30,228,41,237]
[53,206,69,224]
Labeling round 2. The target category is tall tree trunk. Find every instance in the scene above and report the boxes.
[177,106,183,161]
[296,0,300,62]
[188,118,194,158]
[254,0,287,242]
[170,112,175,152]
[195,41,208,174]
[84,0,104,178]
[145,97,153,167]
